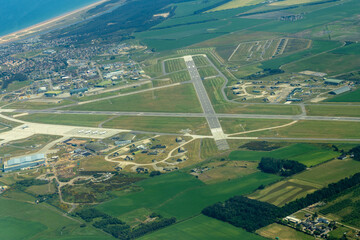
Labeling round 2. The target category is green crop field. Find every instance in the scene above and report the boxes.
[97,171,279,221]
[18,113,112,127]
[325,88,360,102]
[103,116,210,135]
[306,105,360,117]
[0,198,112,240]
[164,58,187,73]
[293,159,360,186]
[64,84,203,113]
[247,120,360,139]
[229,143,340,167]
[140,215,266,240]
[249,178,322,206]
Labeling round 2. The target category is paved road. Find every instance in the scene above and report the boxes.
[184,55,229,150]
[11,109,360,122]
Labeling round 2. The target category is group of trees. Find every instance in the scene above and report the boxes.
[1,73,28,89]
[258,157,307,176]
[202,196,284,232]
[203,172,360,232]
[350,145,360,161]
[76,208,176,239]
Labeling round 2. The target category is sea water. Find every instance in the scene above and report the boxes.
[0,0,102,36]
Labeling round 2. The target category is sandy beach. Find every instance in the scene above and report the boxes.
[0,0,110,45]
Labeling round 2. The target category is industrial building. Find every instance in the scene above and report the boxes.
[324,79,343,85]
[330,86,351,95]
[3,154,46,172]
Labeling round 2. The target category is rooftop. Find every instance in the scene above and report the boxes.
[6,154,45,166]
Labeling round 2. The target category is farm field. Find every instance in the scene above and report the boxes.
[97,171,279,221]
[18,113,112,127]
[270,0,327,6]
[306,105,360,117]
[64,84,203,113]
[164,58,187,73]
[246,120,360,139]
[103,116,210,135]
[249,178,321,206]
[140,215,266,240]
[0,198,111,240]
[209,0,264,12]
[229,143,340,167]
[257,223,314,240]
[325,88,360,102]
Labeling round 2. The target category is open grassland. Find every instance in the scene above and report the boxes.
[65,84,203,113]
[257,223,314,240]
[252,0,360,33]
[164,58,187,73]
[261,40,342,69]
[0,116,22,130]
[283,52,360,76]
[249,178,321,206]
[306,105,360,117]
[0,198,112,240]
[293,159,360,186]
[80,156,118,172]
[325,88,360,102]
[198,161,259,184]
[154,70,191,86]
[247,120,360,139]
[204,77,301,115]
[220,118,292,134]
[209,0,264,12]
[97,171,279,221]
[104,116,210,135]
[140,215,266,240]
[229,143,339,167]
[18,113,112,127]
[4,99,73,110]
[75,83,153,102]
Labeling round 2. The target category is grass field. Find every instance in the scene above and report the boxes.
[193,55,209,67]
[325,88,360,102]
[4,100,73,110]
[247,120,360,139]
[18,113,112,127]
[103,116,210,135]
[0,116,22,132]
[306,105,360,117]
[257,223,314,240]
[97,171,279,221]
[220,118,292,134]
[65,84,203,113]
[0,198,112,240]
[164,58,187,73]
[140,215,266,240]
[203,77,301,115]
[198,66,219,78]
[229,143,339,167]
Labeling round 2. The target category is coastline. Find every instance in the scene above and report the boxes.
[0,0,110,45]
